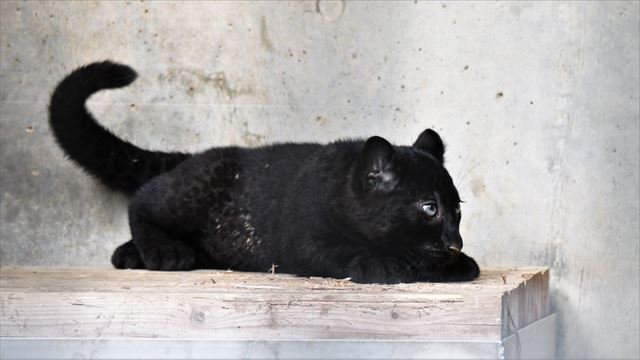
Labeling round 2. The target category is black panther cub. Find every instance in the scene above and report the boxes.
[49,61,479,284]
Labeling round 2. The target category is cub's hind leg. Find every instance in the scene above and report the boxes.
[125,149,240,271]
[129,201,197,271]
[125,166,219,271]
[111,240,144,269]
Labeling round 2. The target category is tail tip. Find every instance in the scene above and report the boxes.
[83,60,138,89]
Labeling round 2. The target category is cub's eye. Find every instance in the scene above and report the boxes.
[421,202,438,217]
[455,204,461,214]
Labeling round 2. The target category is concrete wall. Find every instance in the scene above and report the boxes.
[1,1,638,358]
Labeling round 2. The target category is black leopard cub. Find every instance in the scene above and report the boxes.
[49,61,479,284]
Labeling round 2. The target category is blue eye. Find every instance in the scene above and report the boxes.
[421,202,438,217]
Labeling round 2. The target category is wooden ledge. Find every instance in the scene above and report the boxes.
[0,267,549,342]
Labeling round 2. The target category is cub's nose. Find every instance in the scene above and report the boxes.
[443,229,463,254]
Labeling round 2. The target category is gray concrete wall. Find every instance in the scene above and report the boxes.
[1,1,638,358]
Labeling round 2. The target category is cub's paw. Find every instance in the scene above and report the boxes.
[111,240,144,269]
[138,242,197,271]
[440,252,480,282]
[347,256,410,284]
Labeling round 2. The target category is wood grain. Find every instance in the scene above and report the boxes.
[0,267,549,341]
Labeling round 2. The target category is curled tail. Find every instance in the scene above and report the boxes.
[49,61,189,195]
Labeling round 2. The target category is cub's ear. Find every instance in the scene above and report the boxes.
[413,129,445,164]
[355,136,397,192]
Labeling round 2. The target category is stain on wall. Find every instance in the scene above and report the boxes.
[0,1,638,358]
[259,16,275,53]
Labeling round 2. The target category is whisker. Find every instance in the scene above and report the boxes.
[456,161,482,188]
[454,155,469,188]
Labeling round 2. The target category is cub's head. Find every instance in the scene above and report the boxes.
[348,129,463,264]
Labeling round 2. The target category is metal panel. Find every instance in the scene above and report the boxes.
[1,339,502,360]
[0,314,556,360]
[501,314,557,359]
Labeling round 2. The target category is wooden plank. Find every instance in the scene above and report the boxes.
[0,339,505,359]
[0,267,549,342]
[501,268,550,338]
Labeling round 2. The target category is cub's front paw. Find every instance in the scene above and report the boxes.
[439,252,480,282]
[138,242,197,271]
[347,256,410,284]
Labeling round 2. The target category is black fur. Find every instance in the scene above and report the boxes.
[49,61,479,284]
[49,61,188,195]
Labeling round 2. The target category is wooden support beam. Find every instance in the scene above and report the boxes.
[1,267,549,344]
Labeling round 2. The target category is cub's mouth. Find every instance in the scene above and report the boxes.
[448,245,461,254]
[446,246,462,264]
[419,245,453,259]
